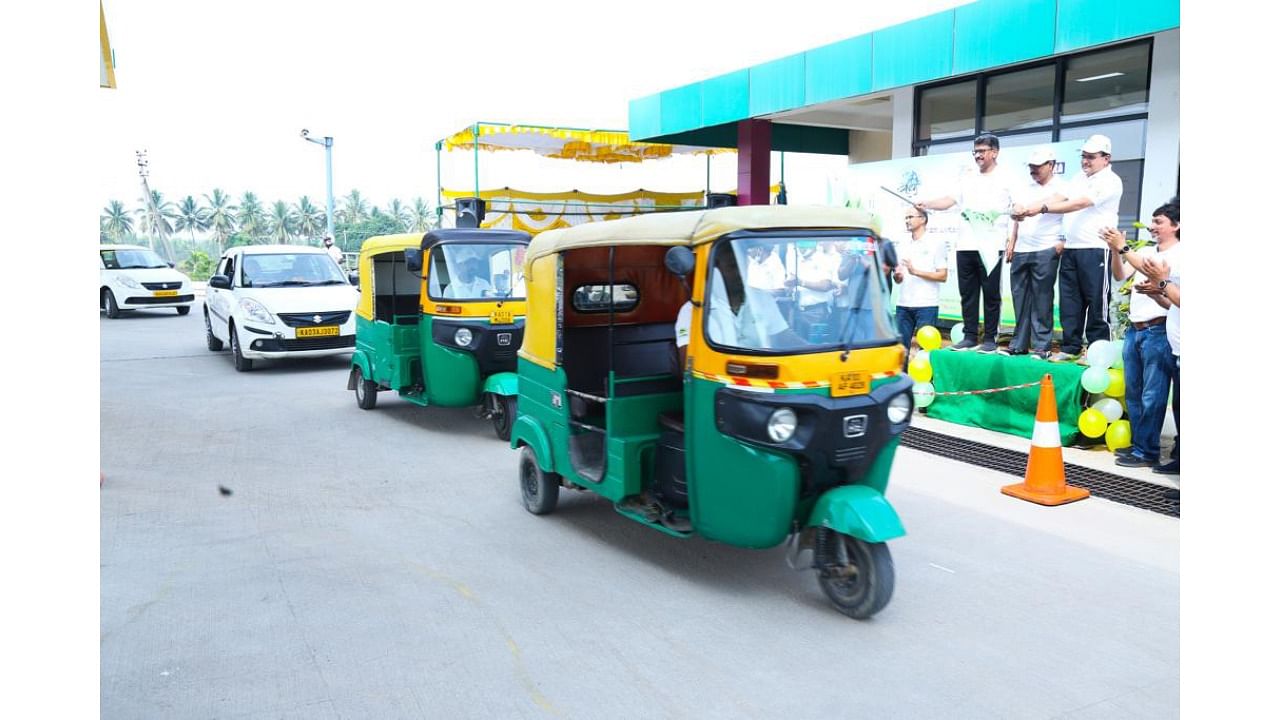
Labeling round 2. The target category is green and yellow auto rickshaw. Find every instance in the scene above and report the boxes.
[347,228,530,439]
[509,206,913,618]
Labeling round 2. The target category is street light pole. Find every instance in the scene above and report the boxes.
[301,129,335,244]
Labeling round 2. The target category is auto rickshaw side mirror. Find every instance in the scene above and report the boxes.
[347,271,360,288]
[405,248,423,274]
[664,246,695,277]
[208,275,232,290]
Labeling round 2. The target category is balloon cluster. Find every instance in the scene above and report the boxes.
[1074,339,1131,451]
[910,326,942,408]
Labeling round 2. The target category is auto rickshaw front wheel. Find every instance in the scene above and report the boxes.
[353,367,378,410]
[487,392,516,441]
[815,529,895,620]
[519,445,559,515]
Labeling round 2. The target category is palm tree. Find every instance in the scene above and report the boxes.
[236,191,266,243]
[340,189,370,226]
[408,197,435,233]
[385,198,411,232]
[136,190,179,242]
[203,189,238,253]
[174,195,210,243]
[101,200,135,242]
[267,200,295,244]
[292,196,326,242]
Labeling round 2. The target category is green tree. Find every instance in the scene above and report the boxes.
[101,200,135,242]
[385,198,410,231]
[202,188,238,253]
[178,249,218,280]
[136,189,178,241]
[292,196,326,243]
[267,200,295,244]
[340,189,370,226]
[174,195,210,243]
[409,197,434,233]
[236,191,266,243]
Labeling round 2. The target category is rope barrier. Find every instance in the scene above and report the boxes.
[932,379,1043,397]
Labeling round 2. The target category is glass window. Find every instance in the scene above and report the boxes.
[704,234,898,353]
[101,247,167,269]
[1059,119,1147,162]
[1062,44,1150,123]
[992,131,1054,149]
[917,80,977,142]
[572,284,639,313]
[984,65,1055,132]
[427,243,527,301]
[918,138,977,156]
[240,253,347,288]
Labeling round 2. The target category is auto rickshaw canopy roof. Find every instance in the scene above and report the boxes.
[524,205,883,267]
[439,122,732,163]
[358,233,423,260]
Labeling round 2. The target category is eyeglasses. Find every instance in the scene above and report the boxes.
[971,148,994,155]
[904,215,923,221]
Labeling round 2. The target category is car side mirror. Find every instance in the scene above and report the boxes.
[168,262,176,268]
[348,271,360,288]
[208,275,231,290]
[405,248,423,273]
[664,246,695,277]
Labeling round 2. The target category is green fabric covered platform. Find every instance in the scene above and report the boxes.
[925,350,1086,446]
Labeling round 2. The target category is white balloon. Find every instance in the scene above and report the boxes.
[1092,397,1123,424]
[1087,339,1117,368]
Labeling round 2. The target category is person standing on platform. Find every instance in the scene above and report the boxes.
[1006,147,1066,359]
[1101,200,1180,469]
[893,209,948,366]
[1016,135,1122,362]
[916,133,1015,353]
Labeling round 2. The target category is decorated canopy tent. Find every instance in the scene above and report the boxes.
[439,187,708,235]
[438,122,731,165]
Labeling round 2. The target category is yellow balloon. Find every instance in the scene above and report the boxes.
[1104,368,1125,398]
[1077,408,1107,438]
[908,356,933,383]
[1105,420,1132,452]
[916,325,942,352]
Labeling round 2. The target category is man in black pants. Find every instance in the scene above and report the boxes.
[917,133,1014,353]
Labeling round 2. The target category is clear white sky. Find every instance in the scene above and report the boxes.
[96,0,970,211]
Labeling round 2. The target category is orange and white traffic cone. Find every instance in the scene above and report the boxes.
[1001,374,1090,506]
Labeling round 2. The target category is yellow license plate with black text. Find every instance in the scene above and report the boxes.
[831,370,870,397]
[490,308,513,325]
[296,326,339,338]
[153,290,178,297]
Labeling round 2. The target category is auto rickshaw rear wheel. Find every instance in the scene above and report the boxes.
[815,529,895,619]
[488,393,516,441]
[519,445,559,515]
[354,367,378,410]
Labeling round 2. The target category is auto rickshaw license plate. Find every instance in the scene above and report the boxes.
[153,290,178,297]
[490,308,513,325]
[297,326,339,338]
[831,370,870,397]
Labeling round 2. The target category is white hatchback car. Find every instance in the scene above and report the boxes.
[100,244,195,317]
[203,244,359,371]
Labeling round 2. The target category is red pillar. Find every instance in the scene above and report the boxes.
[736,119,772,206]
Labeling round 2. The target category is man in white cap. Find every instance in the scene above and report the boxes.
[1013,134,1122,361]
[1005,147,1066,358]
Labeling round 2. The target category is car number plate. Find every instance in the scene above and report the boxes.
[296,325,339,338]
[490,308,513,325]
[830,370,869,397]
[153,290,178,297]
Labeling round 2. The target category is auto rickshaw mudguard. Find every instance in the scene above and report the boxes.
[511,415,553,470]
[483,371,519,397]
[806,485,905,543]
[348,350,373,391]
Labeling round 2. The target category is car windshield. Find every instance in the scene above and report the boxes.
[703,233,898,353]
[102,248,168,269]
[240,253,347,288]
[428,243,527,301]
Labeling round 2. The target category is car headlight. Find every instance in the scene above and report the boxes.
[238,297,275,325]
[117,275,141,289]
[454,327,474,347]
[886,392,912,424]
[766,407,797,443]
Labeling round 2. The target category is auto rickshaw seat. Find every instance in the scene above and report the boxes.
[657,410,684,433]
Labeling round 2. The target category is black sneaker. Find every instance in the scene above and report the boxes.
[1153,460,1180,475]
[1115,447,1136,458]
[1115,454,1155,468]
[951,338,979,351]
[977,341,998,354]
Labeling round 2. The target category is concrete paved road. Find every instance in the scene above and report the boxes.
[101,308,1179,719]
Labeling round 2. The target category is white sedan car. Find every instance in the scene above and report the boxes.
[100,244,195,317]
[203,244,359,371]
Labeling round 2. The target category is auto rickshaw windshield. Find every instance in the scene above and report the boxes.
[428,243,528,301]
[705,233,898,352]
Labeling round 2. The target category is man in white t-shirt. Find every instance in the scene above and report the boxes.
[1101,200,1179,469]
[785,242,840,342]
[444,256,492,299]
[893,209,949,365]
[1133,229,1181,483]
[323,236,344,268]
[1015,134,1122,361]
[745,242,786,294]
[1006,147,1067,358]
[917,133,1015,353]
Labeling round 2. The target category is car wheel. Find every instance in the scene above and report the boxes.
[204,310,224,351]
[354,367,378,410]
[177,306,191,316]
[519,445,559,515]
[104,289,120,318]
[489,392,516,441]
[230,324,254,372]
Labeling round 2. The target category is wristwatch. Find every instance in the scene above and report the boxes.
[1157,280,1169,289]
[1117,246,1129,255]
[1039,204,1049,215]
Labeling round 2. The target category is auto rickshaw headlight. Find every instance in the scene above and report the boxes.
[454,327,474,347]
[887,392,912,424]
[766,407,797,443]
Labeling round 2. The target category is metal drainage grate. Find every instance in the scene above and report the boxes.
[900,427,1179,518]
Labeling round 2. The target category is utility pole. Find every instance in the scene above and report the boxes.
[301,130,335,246]
[136,151,175,263]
